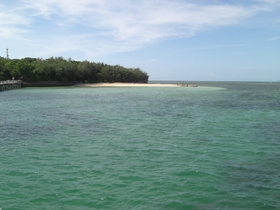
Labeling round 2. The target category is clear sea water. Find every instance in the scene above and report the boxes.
[0,82,280,210]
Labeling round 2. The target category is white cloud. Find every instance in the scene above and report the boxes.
[22,0,254,38]
[0,3,31,39]
[1,0,280,58]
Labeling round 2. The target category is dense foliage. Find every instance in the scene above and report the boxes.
[0,57,149,83]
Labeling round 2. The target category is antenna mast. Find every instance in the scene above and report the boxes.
[6,48,9,59]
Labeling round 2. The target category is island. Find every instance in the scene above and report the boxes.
[0,56,197,88]
[0,57,149,86]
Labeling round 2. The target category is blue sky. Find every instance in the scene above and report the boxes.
[0,0,279,81]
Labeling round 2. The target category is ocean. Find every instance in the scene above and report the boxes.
[0,82,280,209]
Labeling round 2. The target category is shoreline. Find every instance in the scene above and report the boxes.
[75,83,181,87]
[21,81,198,88]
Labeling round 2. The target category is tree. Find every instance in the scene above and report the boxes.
[0,56,149,83]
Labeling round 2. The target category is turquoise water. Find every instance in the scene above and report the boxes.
[1,82,280,209]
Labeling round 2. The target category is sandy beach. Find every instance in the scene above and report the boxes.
[75,83,180,87]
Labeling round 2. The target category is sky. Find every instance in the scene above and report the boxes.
[0,0,279,81]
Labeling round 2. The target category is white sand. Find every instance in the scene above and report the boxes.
[75,83,179,87]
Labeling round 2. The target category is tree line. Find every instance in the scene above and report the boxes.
[0,57,149,83]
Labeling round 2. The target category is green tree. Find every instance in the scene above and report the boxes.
[0,56,149,83]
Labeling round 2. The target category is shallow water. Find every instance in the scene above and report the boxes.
[1,82,280,209]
